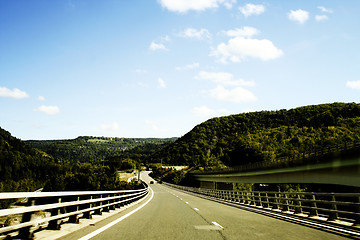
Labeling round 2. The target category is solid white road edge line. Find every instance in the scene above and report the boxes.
[77,187,154,240]
[212,221,224,229]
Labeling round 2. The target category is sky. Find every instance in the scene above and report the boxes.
[1,0,360,140]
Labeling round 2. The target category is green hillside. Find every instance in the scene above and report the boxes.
[27,136,177,165]
[0,128,143,197]
[151,102,360,169]
[0,127,57,193]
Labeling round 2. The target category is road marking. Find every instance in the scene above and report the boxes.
[77,187,154,240]
[195,225,222,231]
[212,221,224,229]
[194,208,199,211]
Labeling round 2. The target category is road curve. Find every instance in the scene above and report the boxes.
[61,172,350,240]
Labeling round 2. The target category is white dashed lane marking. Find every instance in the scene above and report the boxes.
[212,221,224,229]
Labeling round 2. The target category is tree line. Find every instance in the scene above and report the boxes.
[151,102,360,169]
[0,128,147,209]
[26,136,176,166]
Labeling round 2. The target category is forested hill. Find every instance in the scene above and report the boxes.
[0,128,146,194]
[27,136,177,165]
[151,102,360,169]
[0,127,57,192]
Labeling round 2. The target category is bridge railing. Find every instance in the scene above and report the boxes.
[0,183,149,239]
[164,182,360,226]
[192,140,360,175]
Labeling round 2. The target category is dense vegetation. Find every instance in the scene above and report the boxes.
[27,137,176,166]
[0,128,145,201]
[0,127,54,193]
[152,102,360,169]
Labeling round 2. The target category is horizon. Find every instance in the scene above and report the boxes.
[1,1,359,140]
[14,101,358,141]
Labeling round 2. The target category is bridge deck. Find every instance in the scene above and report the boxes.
[55,172,350,240]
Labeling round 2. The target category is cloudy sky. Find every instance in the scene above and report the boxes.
[1,0,359,140]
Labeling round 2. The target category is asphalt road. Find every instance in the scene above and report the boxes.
[61,172,350,240]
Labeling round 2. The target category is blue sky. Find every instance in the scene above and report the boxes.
[1,0,359,140]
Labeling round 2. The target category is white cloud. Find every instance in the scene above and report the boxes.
[38,96,46,101]
[176,62,200,71]
[223,26,259,38]
[137,82,148,88]
[195,71,255,87]
[35,105,60,115]
[346,81,360,90]
[100,122,120,131]
[192,106,216,117]
[157,78,167,88]
[158,0,235,13]
[161,35,171,42]
[210,37,283,63]
[209,85,257,102]
[0,87,29,99]
[135,69,148,74]
[223,0,236,9]
[288,9,310,24]
[149,41,167,51]
[315,15,328,22]
[191,105,228,117]
[239,3,265,17]
[318,6,333,13]
[145,120,168,133]
[178,28,211,40]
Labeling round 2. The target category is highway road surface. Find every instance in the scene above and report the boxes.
[60,171,351,240]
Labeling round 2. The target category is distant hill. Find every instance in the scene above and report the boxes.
[151,102,360,169]
[27,136,177,165]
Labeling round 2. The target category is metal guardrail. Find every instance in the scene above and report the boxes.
[192,140,360,175]
[0,183,149,239]
[164,183,360,227]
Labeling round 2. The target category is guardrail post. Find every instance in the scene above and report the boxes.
[95,195,103,215]
[83,196,93,219]
[309,193,318,217]
[251,192,256,206]
[246,192,251,205]
[239,192,244,204]
[18,198,36,239]
[355,196,360,225]
[69,196,81,223]
[294,193,303,214]
[109,194,115,210]
[283,194,290,212]
[273,193,279,210]
[264,192,270,209]
[328,194,339,221]
[115,194,121,209]
[257,192,263,207]
[48,197,62,230]
[236,191,240,203]
[103,194,110,212]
